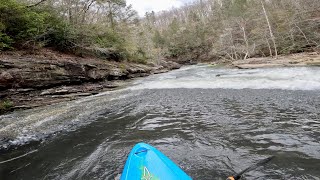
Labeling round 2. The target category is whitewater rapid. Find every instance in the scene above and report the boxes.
[131,65,320,90]
[1,65,320,149]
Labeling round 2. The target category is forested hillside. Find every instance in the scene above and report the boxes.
[1,0,146,63]
[144,0,320,62]
[1,0,320,63]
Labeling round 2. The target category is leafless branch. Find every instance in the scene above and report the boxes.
[26,0,48,8]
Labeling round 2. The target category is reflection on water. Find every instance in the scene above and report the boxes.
[0,66,320,180]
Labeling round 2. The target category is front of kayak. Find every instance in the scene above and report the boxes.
[121,143,275,180]
[121,143,192,180]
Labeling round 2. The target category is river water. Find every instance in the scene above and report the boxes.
[0,65,320,180]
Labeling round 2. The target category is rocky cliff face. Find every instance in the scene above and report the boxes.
[0,51,181,113]
[0,56,181,90]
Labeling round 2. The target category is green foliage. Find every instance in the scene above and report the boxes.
[46,23,77,51]
[0,0,50,49]
[168,18,180,34]
[0,32,14,50]
[0,0,136,62]
[0,0,75,51]
[95,29,126,49]
[0,22,13,49]
[0,0,151,64]
[0,100,14,112]
[167,45,185,57]
[129,47,148,64]
[0,0,78,54]
[152,30,166,48]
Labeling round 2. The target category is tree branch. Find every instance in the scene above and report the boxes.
[26,0,48,8]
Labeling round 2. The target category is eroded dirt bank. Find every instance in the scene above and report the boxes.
[0,49,181,114]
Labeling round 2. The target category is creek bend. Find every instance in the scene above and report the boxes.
[0,65,320,179]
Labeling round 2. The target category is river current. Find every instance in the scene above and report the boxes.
[0,65,320,179]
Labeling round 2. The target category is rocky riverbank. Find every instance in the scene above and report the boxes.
[0,49,181,114]
[2,50,320,115]
[231,52,320,69]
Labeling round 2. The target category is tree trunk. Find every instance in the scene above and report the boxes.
[82,0,95,24]
[261,0,278,58]
[265,37,273,57]
[108,1,115,29]
[295,23,311,45]
[241,25,249,60]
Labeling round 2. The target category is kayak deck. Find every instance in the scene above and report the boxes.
[121,143,192,180]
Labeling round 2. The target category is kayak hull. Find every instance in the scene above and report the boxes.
[121,143,192,180]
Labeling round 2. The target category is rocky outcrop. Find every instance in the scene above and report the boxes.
[0,52,182,114]
[0,56,181,91]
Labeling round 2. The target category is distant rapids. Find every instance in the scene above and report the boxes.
[131,65,320,90]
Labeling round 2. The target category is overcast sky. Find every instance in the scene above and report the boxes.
[127,0,194,17]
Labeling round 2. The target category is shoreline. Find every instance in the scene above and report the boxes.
[0,49,181,115]
[1,51,320,115]
[230,52,320,69]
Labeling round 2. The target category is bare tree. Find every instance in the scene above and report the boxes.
[261,0,278,58]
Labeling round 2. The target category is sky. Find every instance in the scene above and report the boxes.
[127,0,194,17]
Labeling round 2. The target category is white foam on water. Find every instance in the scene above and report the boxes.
[1,65,320,148]
[0,89,136,148]
[130,66,320,91]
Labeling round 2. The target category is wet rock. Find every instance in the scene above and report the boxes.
[51,93,93,98]
[0,55,182,92]
[84,64,97,69]
[109,68,126,76]
[159,60,182,70]
[0,61,15,68]
[153,69,169,74]
[0,52,183,115]
[0,71,14,89]
[15,88,35,92]
[87,69,111,80]
[14,105,40,109]
[40,87,81,96]
[104,83,119,88]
